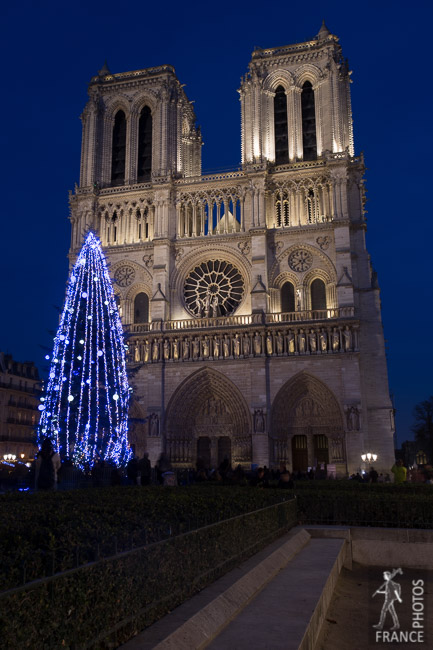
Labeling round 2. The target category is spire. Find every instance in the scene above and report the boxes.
[317,20,331,40]
[98,60,111,76]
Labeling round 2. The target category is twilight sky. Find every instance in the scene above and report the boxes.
[0,0,431,447]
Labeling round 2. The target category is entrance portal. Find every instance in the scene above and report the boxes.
[218,436,231,467]
[197,437,211,469]
[292,435,308,472]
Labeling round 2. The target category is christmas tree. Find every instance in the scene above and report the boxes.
[37,232,132,470]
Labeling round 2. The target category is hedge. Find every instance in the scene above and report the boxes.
[0,485,293,591]
[296,490,433,528]
[0,496,297,649]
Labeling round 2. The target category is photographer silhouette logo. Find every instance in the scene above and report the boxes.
[372,568,425,644]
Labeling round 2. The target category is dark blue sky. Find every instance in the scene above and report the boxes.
[1,0,431,446]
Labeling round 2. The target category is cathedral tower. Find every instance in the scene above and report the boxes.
[69,24,395,475]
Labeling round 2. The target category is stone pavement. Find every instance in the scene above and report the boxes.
[120,527,347,650]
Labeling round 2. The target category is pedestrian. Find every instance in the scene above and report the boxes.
[35,439,61,490]
[391,460,407,484]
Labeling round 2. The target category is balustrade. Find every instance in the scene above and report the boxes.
[128,321,358,364]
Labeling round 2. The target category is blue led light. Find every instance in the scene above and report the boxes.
[36,232,132,470]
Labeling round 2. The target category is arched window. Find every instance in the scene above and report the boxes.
[274,86,289,164]
[111,110,126,185]
[301,81,317,161]
[311,279,326,310]
[275,190,290,227]
[281,282,295,313]
[137,106,152,182]
[134,293,149,323]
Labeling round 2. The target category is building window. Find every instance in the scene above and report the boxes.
[301,81,317,161]
[137,106,152,182]
[111,110,126,185]
[281,282,295,313]
[311,278,326,310]
[134,293,149,323]
[306,188,320,223]
[275,190,290,227]
[274,86,289,164]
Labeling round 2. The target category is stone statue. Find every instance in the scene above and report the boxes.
[343,326,352,352]
[254,409,265,433]
[253,332,262,355]
[346,406,360,431]
[298,329,306,353]
[266,333,273,355]
[149,413,159,437]
[173,338,179,361]
[309,329,317,353]
[202,336,210,358]
[276,331,283,355]
[182,338,190,360]
[223,336,230,358]
[203,290,211,317]
[192,338,200,359]
[134,342,140,362]
[332,327,340,351]
[243,333,250,356]
[152,339,159,362]
[195,295,204,317]
[211,294,219,318]
[319,329,327,352]
[144,339,150,363]
[213,336,220,358]
[233,334,240,357]
[163,339,170,360]
[286,331,295,354]
[331,437,344,462]
[296,288,301,310]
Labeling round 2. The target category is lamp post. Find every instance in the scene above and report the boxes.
[361,453,377,464]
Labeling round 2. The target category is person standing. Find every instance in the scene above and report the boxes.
[391,460,407,484]
[35,439,61,490]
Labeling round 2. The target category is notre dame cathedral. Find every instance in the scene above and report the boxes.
[69,23,395,476]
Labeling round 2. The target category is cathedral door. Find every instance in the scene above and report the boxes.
[218,436,231,466]
[313,434,329,465]
[197,437,211,469]
[292,435,308,472]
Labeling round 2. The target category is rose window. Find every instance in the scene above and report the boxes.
[184,260,244,317]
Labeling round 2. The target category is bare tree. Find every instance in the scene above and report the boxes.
[411,396,433,460]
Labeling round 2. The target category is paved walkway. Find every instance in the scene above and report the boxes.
[121,528,346,650]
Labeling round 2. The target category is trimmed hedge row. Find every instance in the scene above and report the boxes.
[296,490,433,528]
[0,497,297,649]
[0,486,293,591]
[293,480,433,494]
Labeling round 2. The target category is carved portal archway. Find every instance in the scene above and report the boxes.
[164,368,251,467]
[271,372,345,471]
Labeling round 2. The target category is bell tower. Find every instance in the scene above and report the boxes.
[239,22,354,166]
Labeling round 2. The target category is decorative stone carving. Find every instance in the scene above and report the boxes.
[254,409,265,433]
[152,339,159,361]
[288,249,313,272]
[342,326,352,351]
[184,260,244,318]
[243,333,250,356]
[173,338,179,361]
[330,437,345,462]
[142,255,153,268]
[237,241,250,256]
[332,327,340,351]
[319,329,328,352]
[182,338,190,360]
[174,247,184,262]
[192,338,200,359]
[202,336,210,358]
[163,339,170,360]
[269,241,283,255]
[144,339,150,363]
[346,406,360,431]
[149,413,160,437]
[309,329,317,353]
[233,334,240,358]
[266,333,273,355]
[276,331,283,355]
[316,235,331,250]
[254,332,262,355]
[213,336,220,358]
[114,264,136,287]
[298,329,306,353]
[286,331,295,354]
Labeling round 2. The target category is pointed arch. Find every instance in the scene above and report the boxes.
[164,368,252,465]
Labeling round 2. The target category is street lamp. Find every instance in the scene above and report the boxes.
[361,453,377,463]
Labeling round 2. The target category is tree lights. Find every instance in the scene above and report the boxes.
[37,232,132,470]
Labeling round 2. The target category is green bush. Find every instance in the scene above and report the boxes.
[0,492,296,649]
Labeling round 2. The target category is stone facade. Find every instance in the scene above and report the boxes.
[0,353,40,460]
[69,23,395,475]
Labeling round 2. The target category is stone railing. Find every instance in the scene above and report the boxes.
[128,321,358,364]
[127,307,355,335]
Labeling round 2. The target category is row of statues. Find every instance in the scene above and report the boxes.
[131,325,355,362]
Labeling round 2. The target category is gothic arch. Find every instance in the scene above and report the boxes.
[271,372,345,468]
[263,69,294,93]
[105,96,131,120]
[269,243,336,287]
[164,368,252,465]
[294,64,323,89]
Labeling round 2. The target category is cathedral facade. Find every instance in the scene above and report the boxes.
[69,23,395,476]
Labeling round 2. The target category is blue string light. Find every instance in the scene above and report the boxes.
[37,232,132,470]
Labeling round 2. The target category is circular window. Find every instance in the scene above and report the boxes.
[184,260,244,317]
